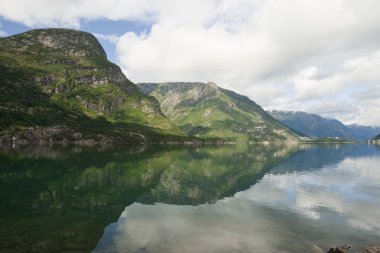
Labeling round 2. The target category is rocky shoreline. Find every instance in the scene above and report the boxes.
[327,246,380,253]
[0,125,114,146]
[0,125,228,146]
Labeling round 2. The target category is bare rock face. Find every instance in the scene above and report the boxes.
[361,246,380,253]
[3,28,107,58]
[0,126,125,145]
[137,82,301,141]
[327,247,346,253]
[152,82,220,111]
[0,126,81,144]
[326,246,380,253]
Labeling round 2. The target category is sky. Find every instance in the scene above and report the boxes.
[0,0,380,126]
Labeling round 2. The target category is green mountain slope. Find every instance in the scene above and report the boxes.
[0,29,181,143]
[138,82,300,142]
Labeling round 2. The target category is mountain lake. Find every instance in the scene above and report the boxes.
[1,143,379,253]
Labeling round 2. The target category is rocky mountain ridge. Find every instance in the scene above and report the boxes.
[0,28,181,143]
[138,82,301,142]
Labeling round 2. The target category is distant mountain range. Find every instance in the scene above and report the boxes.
[269,110,380,141]
[138,82,300,142]
[347,124,380,141]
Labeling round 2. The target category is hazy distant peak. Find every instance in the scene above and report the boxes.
[269,110,380,140]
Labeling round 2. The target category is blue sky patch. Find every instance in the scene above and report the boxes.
[0,17,151,64]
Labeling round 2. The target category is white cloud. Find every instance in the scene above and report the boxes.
[113,0,380,125]
[274,51,380,125]
[93,155,380,253]
[236,156,380,233]
[1,0,380,125]
[93,33,119,44]
[292,67,343,101]
[0,0,156,28]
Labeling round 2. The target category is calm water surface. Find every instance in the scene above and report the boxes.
[1,144,379,253]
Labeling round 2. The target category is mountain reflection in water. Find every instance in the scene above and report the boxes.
[0,144,379,253]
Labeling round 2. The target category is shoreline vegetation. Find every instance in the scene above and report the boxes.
[0,125,368,147]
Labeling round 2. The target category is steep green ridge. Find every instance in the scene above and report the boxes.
[269,110,360,140]
[138,82,300,142]
[0,29,181,143]
[373,133,380,140]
